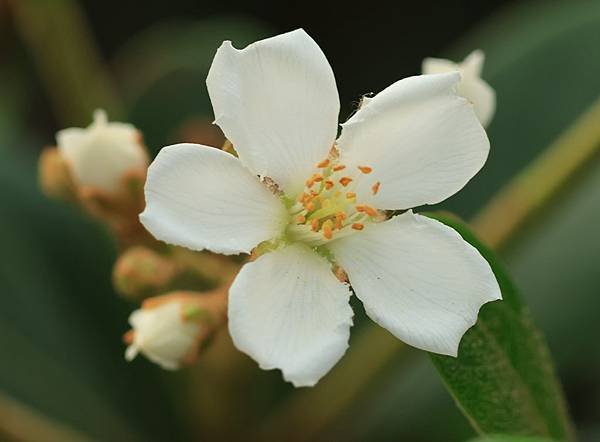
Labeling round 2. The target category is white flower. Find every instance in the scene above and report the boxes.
[125,301,201,370]
[56,110,148,194]
[140,29,502,387]
[422,50,496,127]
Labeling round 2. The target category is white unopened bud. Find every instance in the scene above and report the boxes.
[125,300,201,370]
[422,50,496,127]
[56,109,148,194]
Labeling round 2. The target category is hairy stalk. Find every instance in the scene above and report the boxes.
[260,95,600,440]
[169,247,241,287]
[9,0,123,124]
[472,95,600,249]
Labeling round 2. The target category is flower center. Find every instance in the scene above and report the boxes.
[285,147,383,246]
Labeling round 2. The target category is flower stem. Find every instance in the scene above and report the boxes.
[258,326,406,442]
[0,390,92,442]
[9,0,124,124]
[472,94,600,249]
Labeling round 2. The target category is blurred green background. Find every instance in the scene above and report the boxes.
[1,0,599,440]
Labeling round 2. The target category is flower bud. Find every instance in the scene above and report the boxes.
[124,291,227,370]
[422,50,496,127]
[56,109,149,194]
[113,247,178,300]
[38,147,77,201]
[125,299,202,370]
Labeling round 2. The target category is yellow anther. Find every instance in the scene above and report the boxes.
[313,174,324,183]
[322,220,334,240]
[311,219,319,231]
[352,223,365,230]
[305,201,315,212]
[371,181,381,195]
[306,178,315,188]
[339,177,353,187]
[324,180,334,190]
[333,164,346,172]
[317,159,330,168]
[296,215,306,223]
[356,204,378,217]
[358,165,373,174]
[335,212,346,229]
[346,192,356,200]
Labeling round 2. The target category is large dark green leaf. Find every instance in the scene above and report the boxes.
[428,214,573,441]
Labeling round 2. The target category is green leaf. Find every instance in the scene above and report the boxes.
[467,436,556,442]
[427,213,573,441]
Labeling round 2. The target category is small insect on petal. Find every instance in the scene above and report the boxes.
[358,166,372,174]
[339,177,353,187]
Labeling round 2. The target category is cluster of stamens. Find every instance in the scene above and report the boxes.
[287,148,382,243]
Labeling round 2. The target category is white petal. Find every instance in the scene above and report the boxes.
[140,143,287,255]
[337,73,489,210]
[57,110,148,193]
[206,29,340,195]
[423,51,495,127]
[228,244,353,387]
[328,211,501,356]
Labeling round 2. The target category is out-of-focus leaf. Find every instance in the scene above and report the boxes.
[0,149,183,441]
[11,0,124,124]
[112,16,271,151]
[441,0,600,219]
[504,155,600,429]
[428,214,573,441]
[467,435,556,442]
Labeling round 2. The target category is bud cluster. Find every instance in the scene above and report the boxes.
[39,110,238,370]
